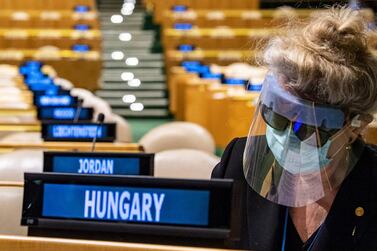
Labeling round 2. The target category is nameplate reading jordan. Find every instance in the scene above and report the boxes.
[43,152,154,176]
[34,95,77,107]
[37,107,93,121]
[22,173,234,238]
[41,122,116,142]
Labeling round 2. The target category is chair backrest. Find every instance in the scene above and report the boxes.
[140,122,216,153]
[0,149,43,182]
[71,88,113,120]
[35,46,61,60]
[0,64,18,78]
[91,97,113,120]
[0,132,42,144]
[107,113,132,143]
[0,183,27,236]
[154,149,220,179]
[54,77,74,90]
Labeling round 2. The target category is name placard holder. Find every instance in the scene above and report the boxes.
[22,173,241,248]
[37,107,93,121]
[34,95,78,107]
[43,152,154,176]
[41,122,116,142]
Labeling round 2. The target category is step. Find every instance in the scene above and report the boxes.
[104,61,163,68]
[102,82,166,90]
[103,34,155,41]
[100,15,144,21]
[103,41,153,49]
[100,19,144,25]
[102,74,165,82]
[105,98,169,107]
[114,108,170,118]
[97,90,166,98]
[103,53,163,62]
[103,68,163,76]
[102,29,154,35]
[103,74,165,82]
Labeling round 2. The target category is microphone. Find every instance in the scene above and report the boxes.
[73,98,84,122]
[91,113,105,152]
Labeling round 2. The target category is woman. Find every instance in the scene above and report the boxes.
[212,8,377,251]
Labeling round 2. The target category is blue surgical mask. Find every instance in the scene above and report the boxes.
[266,125,332,174]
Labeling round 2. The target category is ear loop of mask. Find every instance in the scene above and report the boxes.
[322,114,362,158]
[318,115,361,191]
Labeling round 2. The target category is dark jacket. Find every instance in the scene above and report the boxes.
[212,137,377,251]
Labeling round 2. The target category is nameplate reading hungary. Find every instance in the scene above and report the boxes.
[42,184,210,226]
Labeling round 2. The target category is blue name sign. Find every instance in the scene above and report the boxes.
[223,78,247,85]
[178,44,195,52]
[25,77,54,86]
[38,107,93,121]
[42,122,116,142]
[72,44,90,52]
[75,5,90,13]
[74,24,90,31]
[174,23,193,30]
[43,152,154,176]
[172,5,188,12]
[22,173,236,244]
[42,184,210,226]
[53,156,139,175]
[29,84,59,92]
[35,95,76,107]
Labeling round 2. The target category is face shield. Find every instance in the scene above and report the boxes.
[243,74,361,207]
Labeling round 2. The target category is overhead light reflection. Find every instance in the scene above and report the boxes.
[130,103,144,111]
[110,14,123,24]
[128,78,141,87]
[121,8,134,15]
[122,94,136,103]
[119,32,132,41]
[121,72,134,81]
[125,57,139,66]
[111,51,124,60]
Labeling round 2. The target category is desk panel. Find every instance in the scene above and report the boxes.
[0,235,237,251]
[0,142,141,153]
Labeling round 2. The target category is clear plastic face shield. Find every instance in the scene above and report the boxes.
[243,74,361,207]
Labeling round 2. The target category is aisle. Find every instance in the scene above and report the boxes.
[96,0,170,118]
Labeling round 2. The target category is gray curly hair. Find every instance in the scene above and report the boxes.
[263,7,377,115]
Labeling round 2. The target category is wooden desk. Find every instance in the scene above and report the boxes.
[147,0,259,23]
[0,235,235,251]
[0,0,96,10]
[0,108,36,116]
[0,122,40,132]
[162,28,276,50]
[0,142,141,153]
[0,10,99,29]
[0,51,102,91]
[0,29,101,50]
[165,50,255,71]
[162,9,318,28]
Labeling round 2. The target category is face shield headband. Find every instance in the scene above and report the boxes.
[243,73,360,207]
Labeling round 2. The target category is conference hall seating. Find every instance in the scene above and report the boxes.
[0,0,102,90]
[3,0,377,251]
[148,0,377,149]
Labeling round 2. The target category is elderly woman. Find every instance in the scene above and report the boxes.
[212,8,377,251]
